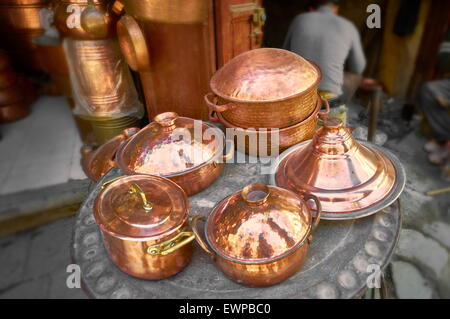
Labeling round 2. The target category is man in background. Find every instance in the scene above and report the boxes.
[283,0,366,125]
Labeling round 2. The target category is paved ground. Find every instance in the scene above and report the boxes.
[0,102,449,299]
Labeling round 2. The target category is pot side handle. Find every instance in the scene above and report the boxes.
[191,215,215,257]
[204,93,238,113]
[303,193,322,242]
[318,97,330,118]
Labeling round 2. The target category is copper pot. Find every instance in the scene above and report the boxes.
[54,0,117,40]
[94,174,195,280]
[81,127,139,182]
[116,112,233,196]
[211,96,329,157]
[205,48,322,129]
[272,118,407,220]
[0,2,45,32]
[192,184,321,287]
[120,0,208,24]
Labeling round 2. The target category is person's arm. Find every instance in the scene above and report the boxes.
[346,24,366,74]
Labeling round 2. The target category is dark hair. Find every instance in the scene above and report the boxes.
[309,0,340,9]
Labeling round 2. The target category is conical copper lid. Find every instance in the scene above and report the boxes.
[94,175,189,241]
[210,48,321,102]
[206,184,317,264]
[273,118,405,219]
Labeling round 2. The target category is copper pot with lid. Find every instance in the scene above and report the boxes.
[116,112,233,196]
[271,118,406,220]
[94,174,195,279]
[192,184,321,287]
[205,48,321,129]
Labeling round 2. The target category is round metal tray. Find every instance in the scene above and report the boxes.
[72,160,401,299]
[269,139,406,220]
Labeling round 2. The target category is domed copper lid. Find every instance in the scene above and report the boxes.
[115,112,224,177]
[206,184,320,264]
[272,118,406,219]
[94,175,189,240]
[210,48,321,102]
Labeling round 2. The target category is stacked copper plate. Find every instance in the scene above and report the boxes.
[205,48,329,157]
[270,118,406,220]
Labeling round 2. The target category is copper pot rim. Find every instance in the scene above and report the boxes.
[210,51,322,104]
[201,187,316,265]
[94,174,190,242]
[115,118,229,178]
[269,139,407,220]
[214,95,322,131]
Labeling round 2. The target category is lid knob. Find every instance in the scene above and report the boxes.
[154,112,178,128]
[241,184,270,206]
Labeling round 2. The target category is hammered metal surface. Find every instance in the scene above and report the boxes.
[72,159,401,299]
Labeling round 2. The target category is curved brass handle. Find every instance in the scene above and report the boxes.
[147,230,195,256]
[117,14,151,72]
[191,215,215,257]
[318,97,330,119]
[303,193,322,243]
[204,93,237,113]
[129,184,153,211]
[222,140,234,162]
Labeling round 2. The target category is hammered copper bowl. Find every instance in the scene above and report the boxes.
[94,174,195,280]
[205,48,322,129]
[116,112,233,196]
[192,184,321,287]
[211,96,329,157]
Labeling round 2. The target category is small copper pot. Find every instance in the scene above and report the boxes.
[192,184,321,287]
[211,96,329,157]
[94,175,195,280]
[115,112,234,196]
[205,48,322,129]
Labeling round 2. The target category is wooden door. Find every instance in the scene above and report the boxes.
[214,0,265,67]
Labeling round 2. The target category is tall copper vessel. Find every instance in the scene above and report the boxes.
[116,0,213,121]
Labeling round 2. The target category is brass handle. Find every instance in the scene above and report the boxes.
[222,140,235,162]
[129,184,153,211]
[204,93,237,113]
[147,230,195,256]
[191,215,215,257]
[101,175,125,189]
[303,193,322,243]
[318,97,330,118]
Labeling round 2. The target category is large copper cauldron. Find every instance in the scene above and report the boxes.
[116,112,233,196]
[271,118,406,220]
[205,48,321,129]
[192,184,321,287]
[212,96,329,157]
[94,175,195,280]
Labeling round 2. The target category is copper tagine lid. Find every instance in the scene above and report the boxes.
[94,175,189,240]
[210,48,321,102]
[116,112,224,177]
[81,128,139,182]
[206,184,315,264]
[273,118,406,219]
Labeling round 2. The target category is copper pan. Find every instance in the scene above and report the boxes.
[94,175,194,280]
[210,96,329,157]
[0,102,30,123]
[115,112,234,196]
[120,0,208,24]
[192,184,321,287]
[205,48,322,129]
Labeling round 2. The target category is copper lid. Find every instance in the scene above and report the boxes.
[94,175,189,241]
[273,118,404,218]
[82,128,139,182]
[210,48,321,102]
[116,112,224,177]
[206,184,314,264]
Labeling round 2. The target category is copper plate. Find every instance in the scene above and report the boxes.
[270,118,406,220]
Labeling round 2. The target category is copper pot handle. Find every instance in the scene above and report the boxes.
[223,140,234,162]
[191,215,215,257]
[204,93,237,113]
[209,109,220,123]
[147,230,196,256]
[303,193,322,241]
[318,97,330,118]
[109,127,140,166]
[117,14,151,72]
